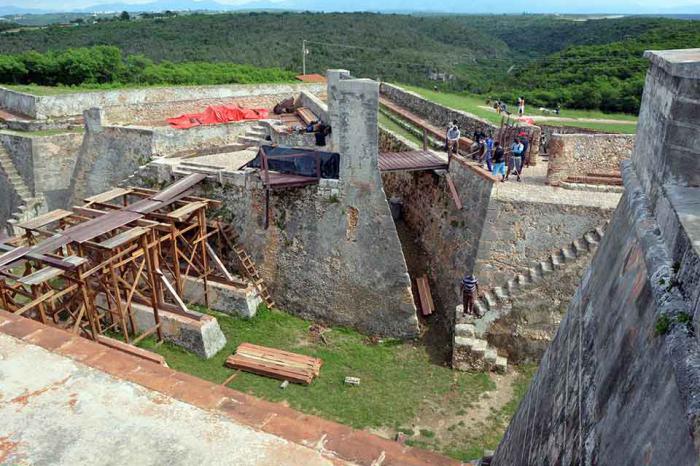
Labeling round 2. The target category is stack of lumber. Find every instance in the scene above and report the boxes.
[225,343,322,385]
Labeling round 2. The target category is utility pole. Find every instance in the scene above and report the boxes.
[302,39,307,75]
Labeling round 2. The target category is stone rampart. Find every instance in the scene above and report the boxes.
[493,48,700,466]
[547,133,634,185]
[0,83,325,120]
[381,158,496,321]
[379,83,542,159]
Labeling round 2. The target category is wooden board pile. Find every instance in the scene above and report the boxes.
[416,275,435,316]
[225,343,322,385]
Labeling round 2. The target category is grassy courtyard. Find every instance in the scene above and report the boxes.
[136,305,536,461]
[399,84,637,134]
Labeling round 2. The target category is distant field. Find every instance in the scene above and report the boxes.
[399,85,637,134]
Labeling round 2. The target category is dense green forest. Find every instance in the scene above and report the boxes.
[0,13,698,112]
[0,46,295,86]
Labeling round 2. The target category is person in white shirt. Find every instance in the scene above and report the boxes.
[508,138,525,182]
[446,122,460,158]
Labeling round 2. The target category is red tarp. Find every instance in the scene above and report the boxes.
[167,105,269,129]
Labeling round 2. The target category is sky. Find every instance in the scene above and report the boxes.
[1,0,699,14]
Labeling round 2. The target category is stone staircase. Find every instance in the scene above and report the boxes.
[453,223,607,373]
[237,124,268,147]
[453,313,508,373]
[0,145,46,234]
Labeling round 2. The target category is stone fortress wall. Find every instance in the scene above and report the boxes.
[492,49,700,465]
[0,82,325,120]
[547,132,635,185]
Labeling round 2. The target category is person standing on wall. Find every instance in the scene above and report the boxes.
[461,272,481,318]
[509,138,524,182]
[484,133,494,171]
[492,141,506,182]
[446,121,460,160]
[518,97,525,116]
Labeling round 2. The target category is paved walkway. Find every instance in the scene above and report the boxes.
[0,333,339,466]
[485,158,622,209]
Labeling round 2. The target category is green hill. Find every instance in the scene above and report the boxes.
[0,13,697,113]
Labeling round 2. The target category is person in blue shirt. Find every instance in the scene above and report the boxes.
[484,134,494,171]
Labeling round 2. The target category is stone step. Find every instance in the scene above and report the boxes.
[550,253,562,268]
[572,239,588,255]
[506,278,517,293]
[238,136,262,145]
[493,287,509,303]
[584,231,599,245]
[539,260,552,274]
[474,301,487,318]
[484,348,498,364]
[561,246,577,261]
[482,291,496,310]
[527,267,540,283]
[455,323,475,338]
[516,274,528,287]
[246,129,266,137]
[595,226,606,239]
[494,356,508,373]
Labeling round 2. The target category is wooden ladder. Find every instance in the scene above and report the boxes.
[216,223,275,309]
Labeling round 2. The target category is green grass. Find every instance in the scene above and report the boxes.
[138,305,494,430]
[444,364,538,460]
[378,112,423,147]
[398,84,637,134]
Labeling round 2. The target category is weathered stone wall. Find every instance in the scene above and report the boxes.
[150,121,253,157]
[474,200,613,286]
[297,90,329,122]
[381,157,495,320]
[0,87,35,118]
[0,131,83,210]
[493,48,700,466]
[0,171,23,234]
[547,133,634,185]
[0,83,325,120]
[69,125,154,203]
[379,83,541,158]
[378,126,417,153]
[132,73,420,339]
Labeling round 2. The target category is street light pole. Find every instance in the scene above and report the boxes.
[302,39,307,75]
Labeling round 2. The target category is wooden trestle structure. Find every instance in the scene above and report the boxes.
[0,174,271,348]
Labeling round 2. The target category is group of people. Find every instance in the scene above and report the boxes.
[488,97,526,116]
[447,121,531,183]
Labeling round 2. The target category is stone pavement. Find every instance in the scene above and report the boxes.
[489,158,622,209]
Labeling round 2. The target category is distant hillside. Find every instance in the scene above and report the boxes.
[0,12,697,112]
[494,20,700,113]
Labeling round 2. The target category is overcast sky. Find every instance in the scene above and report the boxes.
[3,0,699,13]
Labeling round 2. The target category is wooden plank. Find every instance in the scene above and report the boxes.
[166,201,207,222]
[97,227,149,250]
[13,290,55,316]
[237,343,322,371]
[225,343,323,385]
[18,256,87,285]
[416,275,435,316]
[225,355,312,385]
[96,335,167,366]
[15,209,73,231]
[205,243,235,282]
[445,174,463,210]
[84,187,132,205]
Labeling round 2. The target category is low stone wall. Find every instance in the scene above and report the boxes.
[547,133,634,185]
[381,157,496,320]
[379,83,541,159]
[378,126,418,153]
[150,121,253,157]
[0,83,325,120]
[0,88,35,118]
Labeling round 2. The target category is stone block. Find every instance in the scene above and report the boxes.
[182,276,261,319]
[130,302,226,359]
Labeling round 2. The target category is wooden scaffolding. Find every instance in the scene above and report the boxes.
[0,174,269,348]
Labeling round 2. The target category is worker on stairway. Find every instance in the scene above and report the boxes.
[461,272,482,318]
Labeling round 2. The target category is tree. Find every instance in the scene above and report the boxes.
[119,11,130,21]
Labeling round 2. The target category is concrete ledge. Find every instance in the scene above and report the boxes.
[130,302,226,359]
[0,310,460,466]
[182,276,261,318]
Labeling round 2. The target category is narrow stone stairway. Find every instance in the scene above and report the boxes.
[237,124,268,147]
[0,145,45,233]
[452,223,607,373]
